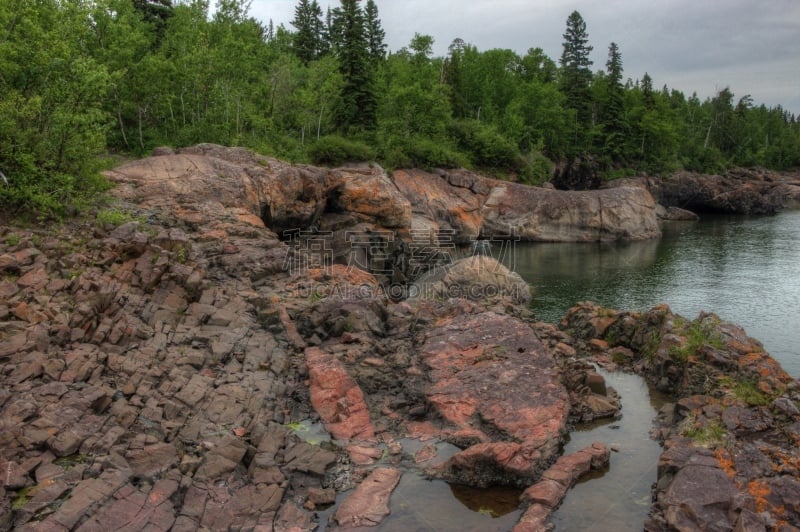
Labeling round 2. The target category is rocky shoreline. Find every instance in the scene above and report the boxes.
[1,146,799,531]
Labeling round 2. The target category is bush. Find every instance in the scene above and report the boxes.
[448,119,520,169]
[0,166,111,221]
[518,151,554,185]
[307,136,376,166]
[380,136,468,171]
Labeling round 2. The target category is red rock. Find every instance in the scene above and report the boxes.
[333,467,402,529]
[422,310,569,486]
[589,338,609,351]
[0,253,20,272]
[306,347,376,442]
[520,479,567,509]
[17,267,48,288]
[584,372,607,395]
[413,444,438,464]
[513,503,550,532]
[126,443,178,480]
[346,443,383,465]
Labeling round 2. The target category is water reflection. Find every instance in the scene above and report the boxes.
[551,371,664,531]
[372,474,522,532]
[514,211,800,376]
[448,484,522,518]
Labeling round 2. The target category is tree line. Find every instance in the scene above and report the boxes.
[1,1,798,216]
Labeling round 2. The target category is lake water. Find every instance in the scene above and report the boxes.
[510,210,800,377]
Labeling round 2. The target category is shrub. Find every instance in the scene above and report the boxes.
[518,150,554,185]
[0,166,111,221]
[448,119,520,169]
[307,135,376,166]
[380,136,468,171]
[96,207,134,229]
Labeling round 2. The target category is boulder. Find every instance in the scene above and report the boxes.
[411,255,531,305]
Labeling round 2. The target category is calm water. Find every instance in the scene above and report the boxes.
[511,211,800,377]
[551,371,667,531]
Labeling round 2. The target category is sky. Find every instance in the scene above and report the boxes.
[243,0,800,115]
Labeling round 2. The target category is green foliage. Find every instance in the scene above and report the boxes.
[292,0,325,64]
[680,414,725,447]
[518,151,554,185]
[640,329,663,361]
[307,135,375,165]
[332,0,377,131]
[733,380,771,406]
[448,120,520,170]
[96,208,135,229]
[380,135,467,171]
[559,10,594,154]
[670,319,724,362]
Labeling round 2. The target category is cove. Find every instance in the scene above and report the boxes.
[511,210,800,376]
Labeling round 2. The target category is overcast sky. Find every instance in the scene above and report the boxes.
[244,0,800,115]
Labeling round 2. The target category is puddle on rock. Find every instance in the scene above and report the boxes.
[550,370,667,531]
[318,472,523,531]
[310,370,667,531]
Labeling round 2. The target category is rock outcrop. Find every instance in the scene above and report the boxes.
[2,145,797,530]
[481,182,661,241]
[607,167,800,215]
[560,302,800,531]
[419,307,570,487]
[394,168,662,243]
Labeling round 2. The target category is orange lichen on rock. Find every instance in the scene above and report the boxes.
[748,479,772,513]
[714,448,737,480]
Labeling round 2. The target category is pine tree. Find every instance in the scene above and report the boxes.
[559,10,593,152]
[133,0,173,40]
[364,0,386,63]
[641,72,655,108]
[332,0,376,131]
[602,42,626,162]
[291,0,324,64]
[443,38,467,117]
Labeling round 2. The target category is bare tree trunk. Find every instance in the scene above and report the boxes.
[138,106,145,151]
[117,98,129,149]
[317,102,325,140]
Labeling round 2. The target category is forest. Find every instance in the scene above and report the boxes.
[1,0,799,217]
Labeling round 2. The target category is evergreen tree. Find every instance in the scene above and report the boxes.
[601,42,626,162]
[133,0,173,25]
[291,0,324,64]
[443,38,467,117]
[332,0,376,131]
[559,10,594,153]
[641,72,655,108]
[364,0,386,63]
